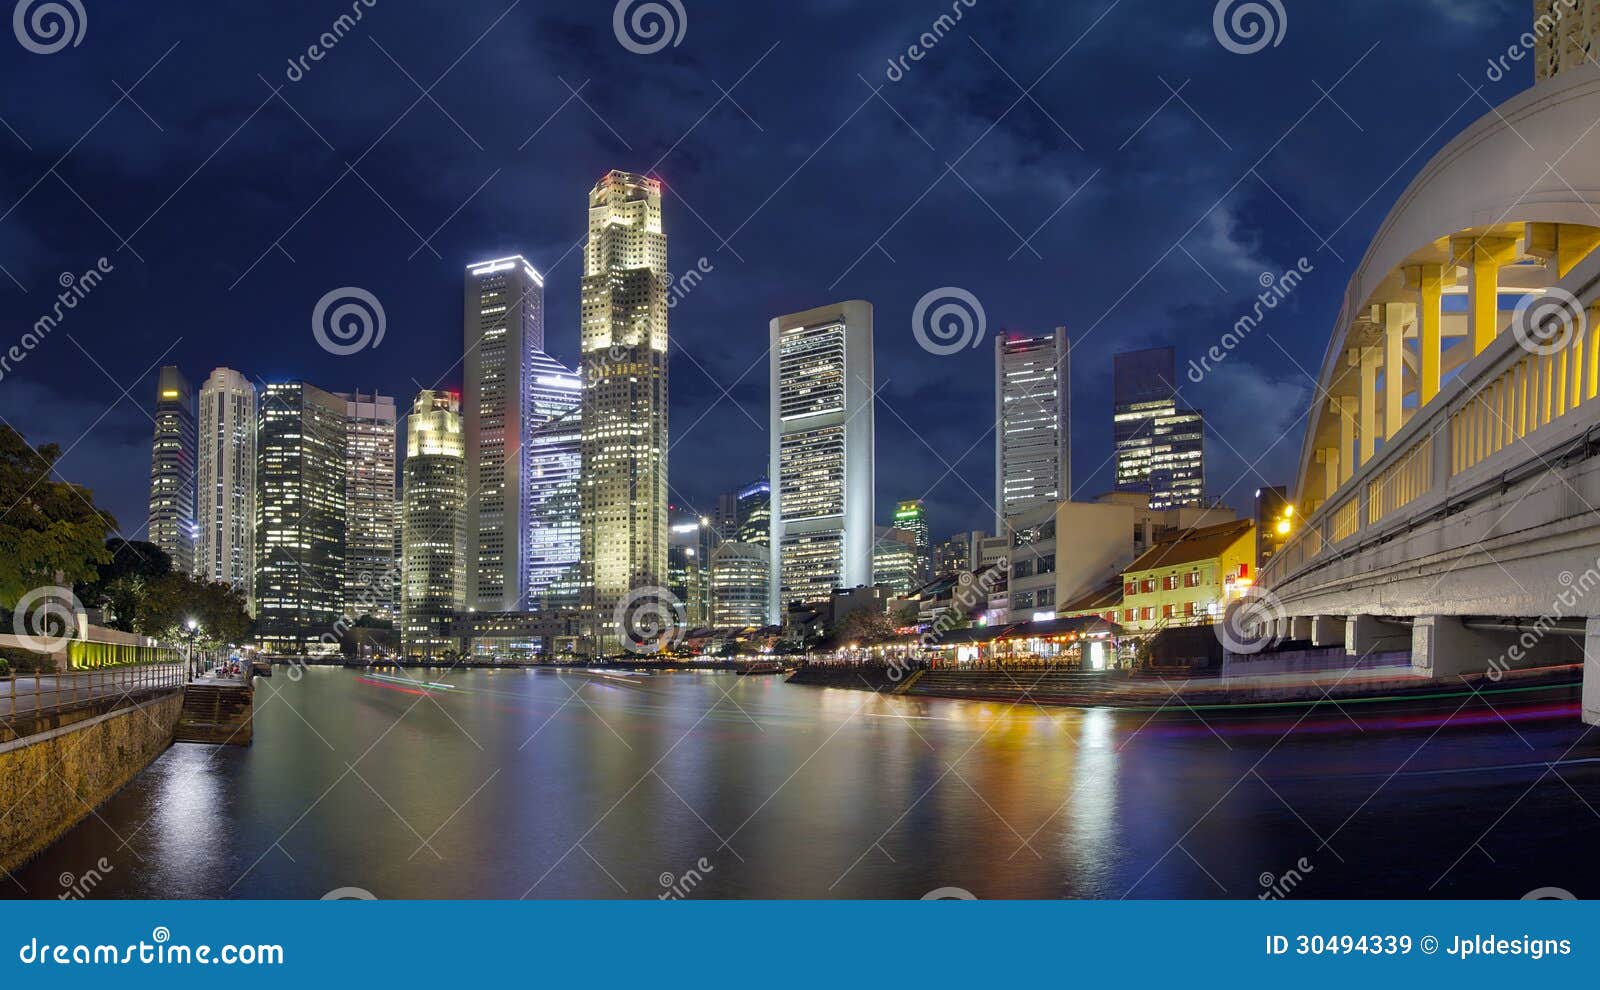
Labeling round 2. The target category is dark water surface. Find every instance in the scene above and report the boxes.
[8,667,1600,899]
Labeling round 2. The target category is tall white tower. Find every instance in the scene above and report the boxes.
[464,255,545,613]
[769,300,875,623]
[196,367,256,608]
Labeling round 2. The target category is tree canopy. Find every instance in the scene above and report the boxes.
[0,426,116,607]
[76,539,172,632]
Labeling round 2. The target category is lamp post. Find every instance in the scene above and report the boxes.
[184,618,200,681]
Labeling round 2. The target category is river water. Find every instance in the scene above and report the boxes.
[7,667,1599,899]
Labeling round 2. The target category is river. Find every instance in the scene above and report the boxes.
[7,667,1598,899]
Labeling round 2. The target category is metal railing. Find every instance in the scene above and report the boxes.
[1,662,185,719]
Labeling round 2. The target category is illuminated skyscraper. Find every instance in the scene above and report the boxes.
[1113,347,1205,510]
[401,390,466,658]
[464,255,545,613]
[526,354,582,610]
[255,382,346,654]
[769,300,875,622]
[338,391,398,621]
[579,171,669,654]
[995,328,1070,529]
[873,527,920,597]
[892,498,930,582]
[735,480,770,546]
[668,508,710,626]
[195,368,256,608]
[710,541,769,628]
[147,365,196,574]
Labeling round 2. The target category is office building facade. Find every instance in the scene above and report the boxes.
[464,255,545,613]
[579,171,670,653]
[255,382,347,653]
[769,300,875,621]
[710,541,769,628]
[1113,347,1205,510]
[339,391,398,621]
[527,353,582,610]
[400,390,466,658]
[995,328,1070,530]
[195,367,255,606]
[147,365,196,574]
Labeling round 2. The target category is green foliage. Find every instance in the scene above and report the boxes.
[138,573,252,647]
[75,539,172,632]
[0,427,116,607]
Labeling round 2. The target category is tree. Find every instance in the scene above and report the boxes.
[139,573,252,649]
[75,539,172,631]
[0,426,116,607]
[834,608,899,647]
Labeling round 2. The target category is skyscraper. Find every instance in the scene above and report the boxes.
[195,368,256,608]
[526,354,582,610]
[710,541,769,628]
[401,390,466,658]
[147,365,196,574]
[735,480,770,546]
[1113,347,1205,510]
[873,527,919,597]
[769,300,875,622]
[464,255,545,613]
[995,328,1070,529]
[580,171,670,654]
[668,509,710,626]
[255,382,347,654]
[339,391,398,621]
[892,498,930,582]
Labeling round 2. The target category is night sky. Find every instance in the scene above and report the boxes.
[0,0,1536,546]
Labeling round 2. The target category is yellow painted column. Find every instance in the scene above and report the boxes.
[1337,397,1356,484]
[1451,236,1518,355]
[1588,303,1600,401]
[1319,446,1339,498]
[1359,347,1380,464]
[1404,264,1444,405]
[1383,304,1409,439]
[1558,224,1600,278]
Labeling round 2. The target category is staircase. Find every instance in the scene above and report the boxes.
[173,682,253,746]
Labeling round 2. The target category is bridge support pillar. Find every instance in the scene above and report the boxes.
[1346,614,1410,657]
[1584,618,1600,726]
[1310,615,1342,648]
[1290,616,1314,642]
[1412,615,1505,678]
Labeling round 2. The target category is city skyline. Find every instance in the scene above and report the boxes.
[9,0,1600,922]
[3,1,1496,552]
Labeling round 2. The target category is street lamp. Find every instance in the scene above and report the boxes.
[184,618,200,680]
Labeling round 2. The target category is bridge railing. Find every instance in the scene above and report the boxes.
[1265,263,1600,596]
[1,662,185,719]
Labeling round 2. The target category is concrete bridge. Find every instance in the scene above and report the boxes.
[1257,64,1600,723]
